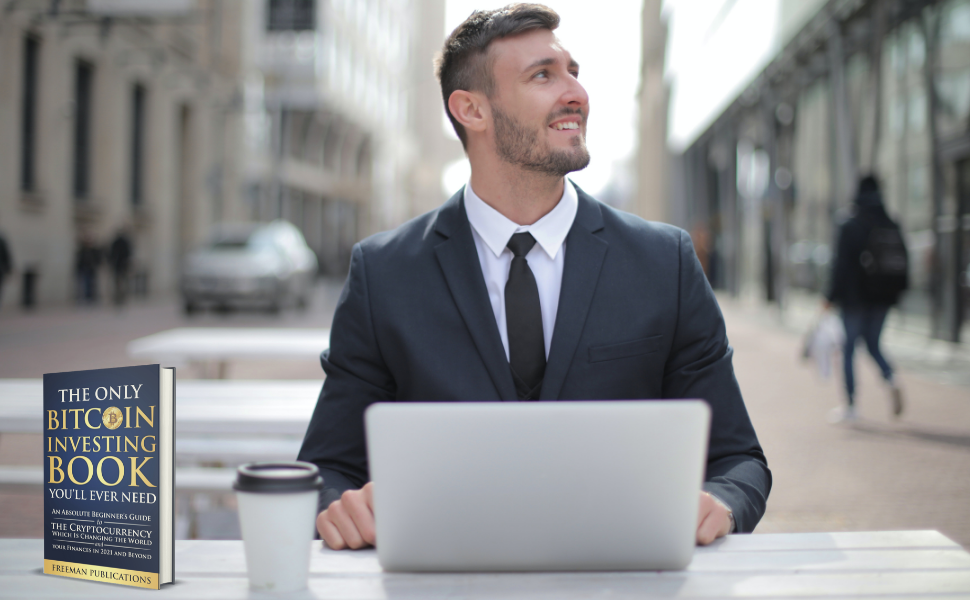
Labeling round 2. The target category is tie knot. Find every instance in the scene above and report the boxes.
[507,232,537,258]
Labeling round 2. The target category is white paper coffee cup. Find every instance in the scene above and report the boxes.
[234,461,323,593]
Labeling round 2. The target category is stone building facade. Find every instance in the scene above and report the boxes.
[0,0,248,307]
[0,0,454,307]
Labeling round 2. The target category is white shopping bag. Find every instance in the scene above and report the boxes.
[804,313,844,380]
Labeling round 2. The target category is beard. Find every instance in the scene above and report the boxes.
[492,106,590,177]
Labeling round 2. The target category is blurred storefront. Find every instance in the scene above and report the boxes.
[671,0,970,343]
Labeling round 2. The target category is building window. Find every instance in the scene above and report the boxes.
[21,34,40,192]
[267,0,315,31]
[130,84,146,206]
[73,60,94,200]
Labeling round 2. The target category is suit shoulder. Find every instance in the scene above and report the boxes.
[596,201,686,249]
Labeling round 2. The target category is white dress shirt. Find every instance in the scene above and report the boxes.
[464,179,579,361]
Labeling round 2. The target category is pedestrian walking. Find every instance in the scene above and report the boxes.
[824,175,909,422]
[0,231,11,308]
[107,228,133,306]
[75,235,102,304]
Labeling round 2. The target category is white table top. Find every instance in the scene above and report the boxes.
[0,379,321,434]
[127,327,330,362]
[2,531,969,598]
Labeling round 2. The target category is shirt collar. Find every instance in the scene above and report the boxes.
[463,178,578,260]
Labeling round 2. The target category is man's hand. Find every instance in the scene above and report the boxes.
[316,482,376,550]
[696,491,732,545]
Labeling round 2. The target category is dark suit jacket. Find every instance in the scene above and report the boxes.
[298,185,771,533]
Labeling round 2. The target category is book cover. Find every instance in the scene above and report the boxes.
[43,364,175,589]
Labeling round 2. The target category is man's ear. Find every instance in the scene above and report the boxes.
[448,90,489,135]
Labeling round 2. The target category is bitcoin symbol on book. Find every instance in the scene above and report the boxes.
[102,406,123,430]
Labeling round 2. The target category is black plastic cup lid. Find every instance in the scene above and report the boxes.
[233,461,324,493]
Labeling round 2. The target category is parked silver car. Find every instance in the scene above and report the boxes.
[181,221,318,313]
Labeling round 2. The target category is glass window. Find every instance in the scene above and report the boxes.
[21,34,40,192]
[908,164,930,230]
[890,33,906,76]
[909,88,926,132]
[130,84,146,206]
[941,0,970,42]
[73,59,94,200]
[908,27,926,70]
[266,0,315,31]
[891,95,907,138]
[938,70,970,122]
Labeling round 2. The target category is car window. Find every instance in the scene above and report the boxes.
[211,238,248,249]
[247,228,279,252]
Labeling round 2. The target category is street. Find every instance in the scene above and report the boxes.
[1,282,968,548]
[726,298,970,547]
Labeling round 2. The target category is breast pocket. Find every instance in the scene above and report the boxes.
[588,335,665,364]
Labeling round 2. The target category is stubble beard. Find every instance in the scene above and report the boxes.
[492,106,591,177]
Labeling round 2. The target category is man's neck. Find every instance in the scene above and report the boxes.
[468,154,565,226]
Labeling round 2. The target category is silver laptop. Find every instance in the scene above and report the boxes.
[365,400,710,572]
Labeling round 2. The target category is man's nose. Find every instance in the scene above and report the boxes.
[561,76,589,110]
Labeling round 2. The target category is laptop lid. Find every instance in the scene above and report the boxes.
[365,400,711,572]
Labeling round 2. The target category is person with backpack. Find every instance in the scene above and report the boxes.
[824,175,908,423]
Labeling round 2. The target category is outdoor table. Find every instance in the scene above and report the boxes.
[1,531,968,598]
[0,378,321,435]
[0,378,322,495]
[127,327,331,378]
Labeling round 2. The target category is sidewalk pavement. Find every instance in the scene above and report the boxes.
[0,278,347,380]
[719,295,970,548]
[1,285,968,547]
[771,288,970,388]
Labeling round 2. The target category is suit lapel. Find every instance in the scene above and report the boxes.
[433,190,518,401]
[541,190,608,400]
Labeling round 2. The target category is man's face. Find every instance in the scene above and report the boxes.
[486,29,590,176]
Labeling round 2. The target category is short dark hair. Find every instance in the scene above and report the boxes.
[434,3,560,149]
[858,174,880,195]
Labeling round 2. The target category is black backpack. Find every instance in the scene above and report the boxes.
[858,218,908,305]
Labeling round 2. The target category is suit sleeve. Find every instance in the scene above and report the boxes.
[662,230,771,533]
[297,243,396,514]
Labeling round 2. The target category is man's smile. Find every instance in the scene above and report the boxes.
[548,115,582,131]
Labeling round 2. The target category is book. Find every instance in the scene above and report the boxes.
[43,365,175,589]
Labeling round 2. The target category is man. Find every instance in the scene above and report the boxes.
[107,228,133,306]
[75,235,101,304]
[298,3,770,551]
[824,175,907,422]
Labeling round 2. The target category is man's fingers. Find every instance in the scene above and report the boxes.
[697,492,713,524]
[695,492,730,545]
[318,511,346,550]
[696,511,721,545]
[695,494,716,545]
[329,499,367,549]
[345,491,377,546]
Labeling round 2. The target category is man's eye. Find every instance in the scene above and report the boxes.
[570,71,579,78]
[534,71,548,79]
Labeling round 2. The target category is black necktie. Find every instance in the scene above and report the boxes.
[506,232,545,400]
